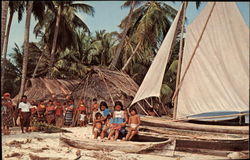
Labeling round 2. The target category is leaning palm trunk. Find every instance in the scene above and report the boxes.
[19,1,33,98]
[32,45,48,78]
[1,10,14,95]
[121,41,141,72]
[1,1,9,55]
[109,1,136,70]
[47,4,62,79]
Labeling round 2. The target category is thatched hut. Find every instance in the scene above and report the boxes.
[72,66,139,111]
[13,78,80,104]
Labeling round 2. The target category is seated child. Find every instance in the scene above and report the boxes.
[92,112,104,139]
[108,101,128,141]
[100,114,112,139]
[79,110,87,127]
[125,107,140,141]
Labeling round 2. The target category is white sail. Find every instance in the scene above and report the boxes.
[130,4,184,107]
[176,2,249,119]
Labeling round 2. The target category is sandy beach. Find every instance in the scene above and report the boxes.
[1,125,231,160]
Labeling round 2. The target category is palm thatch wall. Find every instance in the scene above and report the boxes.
[72,66,139,111]
[13,78,80,104]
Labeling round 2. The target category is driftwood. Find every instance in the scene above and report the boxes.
[141,116,249,134]
[60,134,175,154]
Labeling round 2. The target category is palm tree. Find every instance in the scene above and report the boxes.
[19,1,33,98]
[42,1,94,79]
[1,1,25,95]
[119,1,177,75]
[109,1,142,70]
[1,1,9,55]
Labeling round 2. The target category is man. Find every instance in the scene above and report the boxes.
[2,92,14,135]
[18,95,33,133]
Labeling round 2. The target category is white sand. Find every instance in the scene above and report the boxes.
[2,126,228,160]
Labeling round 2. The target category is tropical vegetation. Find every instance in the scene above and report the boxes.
[1,1,200,105]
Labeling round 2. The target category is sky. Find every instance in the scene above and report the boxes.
[5,1,249,59]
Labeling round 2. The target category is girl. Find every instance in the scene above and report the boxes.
[125,107,140,141]
[108,101,128,141]
[37,100,46,123]
[64,101,74,127]
[45,100,56,125]
[55,100,64,128]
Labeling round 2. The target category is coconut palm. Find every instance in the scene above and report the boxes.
[19,1,34,97]
[35,1,95,79]
[1,1,9,55]
[109,1,143,70]
[1,1,25,95]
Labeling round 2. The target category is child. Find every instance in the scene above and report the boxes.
[108,101,128,141]
[92,112,104,139]
[125,107,140,141]
[100,114,112,139]
[76,99,87,126]
[79,110,87,127]
[45,100,56,125]
[55,100,64,128]
[91,98,99,123]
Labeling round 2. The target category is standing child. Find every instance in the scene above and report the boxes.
[125,107,140,141]
[92,112,104,139]
[45,100,56,125]
[55,100,64,128]
[64,101,74,127]
[108,101,128,141]
[76,99,87,126]
[91,98,99,122]
[79,110,87,127]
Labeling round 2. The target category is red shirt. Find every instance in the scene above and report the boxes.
[78,105,86,112]
[55,106,63,116]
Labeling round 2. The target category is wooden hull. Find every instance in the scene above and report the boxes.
[60,134,175,154]
[141,116,249,134]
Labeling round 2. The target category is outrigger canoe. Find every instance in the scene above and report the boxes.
[60,134,175,154]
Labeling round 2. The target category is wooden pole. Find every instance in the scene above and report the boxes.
[173,2,188,120]
[172,2,216,102]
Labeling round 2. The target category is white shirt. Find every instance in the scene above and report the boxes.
[18,102,32,112]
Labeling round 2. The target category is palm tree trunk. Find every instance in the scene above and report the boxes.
[19,1,33,98]
[121,41,141,72]
[1,1,9,56]
[1,10,14,95]
[47,4,62,79]
[109,1,136,70]
[32,45,47,78]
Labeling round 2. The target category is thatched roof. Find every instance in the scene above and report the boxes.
[72,66,139,110]
[13,78,80,104]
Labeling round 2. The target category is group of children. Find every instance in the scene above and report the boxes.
[92,101,140,141]
[2,92,141,141]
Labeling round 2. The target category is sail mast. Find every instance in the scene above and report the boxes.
[173,2,188,119]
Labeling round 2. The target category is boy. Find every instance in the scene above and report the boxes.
[125,107,140,141]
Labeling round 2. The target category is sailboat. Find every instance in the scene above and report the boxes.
[130,2,249,124]
[130,2,249,155]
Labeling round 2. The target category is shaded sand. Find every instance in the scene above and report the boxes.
[2,126,229,160]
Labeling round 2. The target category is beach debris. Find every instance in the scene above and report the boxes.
[5,152,23,158]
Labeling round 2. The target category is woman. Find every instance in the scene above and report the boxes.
[2,93,14,135]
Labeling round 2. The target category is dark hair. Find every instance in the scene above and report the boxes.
[114,101,123,110]
[22,95,27,99]
[148,108,154,112]
[129,107,137,114]
[100,101,108,110]
[93,98,97,101]
[95,112,102,119]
